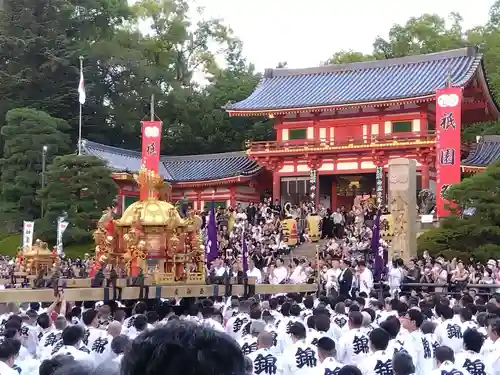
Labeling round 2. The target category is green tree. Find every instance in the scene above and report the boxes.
[372,13,467,59]
[0,108,70,228]
[37,154,117,245]
[324,50,373,65]
[417,160,500,261]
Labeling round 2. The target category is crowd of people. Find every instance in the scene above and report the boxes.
[1,286,500,375]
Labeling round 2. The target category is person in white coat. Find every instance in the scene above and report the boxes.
[429,346,471,375]
[337,311,370,365]
[278,322,318,375]
[312,337,344,375]
[357,261,374,297]
[455,328,490,375]
[247,332,280,375]
[0,338,22,375]
[359,328,394,375]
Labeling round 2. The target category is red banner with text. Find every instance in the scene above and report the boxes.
[141,121,163,173]
[435,87,462,217]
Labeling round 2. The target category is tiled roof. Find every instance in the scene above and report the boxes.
[81,140,262,182]
[462,135,500,167]
[227,47,484,111]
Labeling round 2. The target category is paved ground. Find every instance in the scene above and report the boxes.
[284,239,327,263]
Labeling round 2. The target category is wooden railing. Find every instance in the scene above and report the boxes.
[247,131,436,153]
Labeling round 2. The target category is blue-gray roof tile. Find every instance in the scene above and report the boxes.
[227,47,483,111]
[462,135,500,167]
[82,140,261,182]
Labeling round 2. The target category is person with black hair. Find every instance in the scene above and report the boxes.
[261,311,279,355]
[276,303,302,353]
[433,346,469,375]
[460,307,478,332]
[121,320,245,375]
[239,320,265,355]
[81,309,112,365]
[332,303,349,335]
[123,301,148,335]
[307,312,331,346]
[0,338,21,375]
[316,337,344,374]
[39,354,75,375]
[435,305,463,353]
[51,326,93,369]
[400,309,426,375]
[359,328,393,375]
[455,329,490,375]
[247,332,279,375]
[337,311,370,365]
[226,300,251,341]
[201,306,225,332]
[281,322,318,375]
[111,335,131,364]
[420,321,439,373]
[379,317,405,354]
[21,309,39,356]
[38,316,67,361]
[392,352,415,375]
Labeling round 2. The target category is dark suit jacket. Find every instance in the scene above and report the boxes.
[338,268,353,296]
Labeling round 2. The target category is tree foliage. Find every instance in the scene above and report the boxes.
[0,108,70,228]
[37,155,117,244]
[417,161,500,261]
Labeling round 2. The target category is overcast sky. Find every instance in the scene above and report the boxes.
[194,0,494,71]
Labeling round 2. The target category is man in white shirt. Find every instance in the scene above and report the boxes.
[429,346,471,375]
[455,328,490,375]
[0,338,22,375]
[279,322,318,375]
[247,332,279,375]
[435,306,463,354]
[51,325,93,369]
[357,261,374,297]
[359,328,394,375]
[337,311,370,365]
[312,337,343,375]
[271,259,288,285]
[247,260,262,284]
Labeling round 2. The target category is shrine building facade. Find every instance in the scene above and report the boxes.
[81,140,269,214]
[226,47,500,209]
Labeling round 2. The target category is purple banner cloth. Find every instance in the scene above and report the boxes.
[242,231,248,273]
[371,210,383,280]
[205,201,219,264]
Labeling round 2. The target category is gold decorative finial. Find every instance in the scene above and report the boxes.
[133,167,164,200]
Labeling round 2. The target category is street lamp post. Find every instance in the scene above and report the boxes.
[41,145,48,217]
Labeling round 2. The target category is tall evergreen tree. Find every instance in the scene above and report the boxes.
[37,154,117,244]
[0,108,71,228]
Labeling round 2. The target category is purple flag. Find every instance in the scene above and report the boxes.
[242,231,248,273]
[205,201,219,264]
[371,209,383,280]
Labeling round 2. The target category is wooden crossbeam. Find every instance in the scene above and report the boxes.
[0,284,317,302]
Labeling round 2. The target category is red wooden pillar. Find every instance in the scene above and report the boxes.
[196,189,201,212]
[272,172,281,202]
[229,185,236,207]
[115,188,124,215]
[421,164,430,189]
[331,181,337,210]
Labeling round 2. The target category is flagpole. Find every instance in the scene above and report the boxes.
[78,56,83,155]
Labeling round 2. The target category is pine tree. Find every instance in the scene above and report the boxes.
[37,154,117,245]
[0,108,71,229]
[417,160,500,261]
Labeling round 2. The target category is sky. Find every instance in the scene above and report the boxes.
[193,0,495,72]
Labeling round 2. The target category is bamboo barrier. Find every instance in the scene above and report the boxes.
[0,283,318,302]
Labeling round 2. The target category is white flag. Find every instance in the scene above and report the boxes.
[56,219,69,255]
[22,221,34,249]
[78,69,85,105]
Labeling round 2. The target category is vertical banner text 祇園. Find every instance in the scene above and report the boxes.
[141,121,163,173]
[435,87,462,217]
